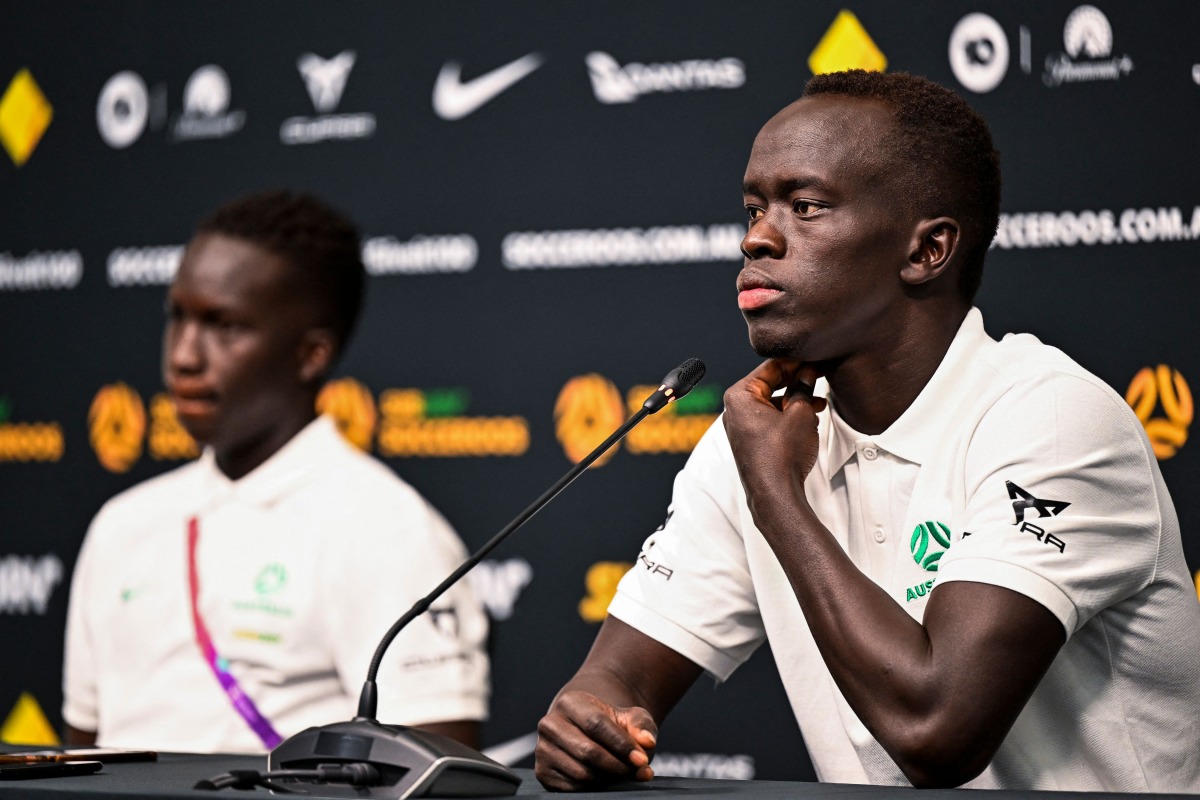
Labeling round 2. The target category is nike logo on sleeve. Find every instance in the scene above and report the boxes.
[432,53,544,120]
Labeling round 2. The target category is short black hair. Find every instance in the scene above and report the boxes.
[803,70,1001,302]
[196,189,365,356]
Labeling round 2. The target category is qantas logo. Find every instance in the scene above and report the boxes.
[1006,480,1071,523]
[432,53,544,121]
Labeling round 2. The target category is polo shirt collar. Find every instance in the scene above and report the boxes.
[820,307,993,475]
[196,415,341,509]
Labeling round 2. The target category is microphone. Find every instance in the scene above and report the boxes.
[267,359,706,799]
[642,357,706,413]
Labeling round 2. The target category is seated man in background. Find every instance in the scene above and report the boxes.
[63,190,489,753]
[535,71,1200,791]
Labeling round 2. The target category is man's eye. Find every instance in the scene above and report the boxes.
[745,206,764,221]
[793,200,822,216]
[213,319,245,334]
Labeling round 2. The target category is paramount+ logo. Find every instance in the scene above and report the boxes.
[553,373,721,465]
[1125,365,1192,460]
[88,383,197,473]
[317,377,528,458]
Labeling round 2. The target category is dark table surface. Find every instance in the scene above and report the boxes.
[0,752,1196,800]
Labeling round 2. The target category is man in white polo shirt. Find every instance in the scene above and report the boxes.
[534,71,1200,791]
[63,190,489,753]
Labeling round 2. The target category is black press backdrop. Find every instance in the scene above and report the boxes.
[1,0,1198,782]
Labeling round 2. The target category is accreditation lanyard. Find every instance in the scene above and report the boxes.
[186,516,283,749]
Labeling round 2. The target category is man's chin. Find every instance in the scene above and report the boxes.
[748,331,801,361]
[175,416,215,449]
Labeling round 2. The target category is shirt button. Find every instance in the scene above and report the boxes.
[863,446,878,461]
[873,527,886,543]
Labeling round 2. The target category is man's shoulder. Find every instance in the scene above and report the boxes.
[979,331,1123,406]
[92,460,205,526]
[318,434,426,500]
[305,430,452,529]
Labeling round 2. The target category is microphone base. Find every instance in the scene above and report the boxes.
[268,718,521,799]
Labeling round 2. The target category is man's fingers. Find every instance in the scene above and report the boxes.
[613,707,657,763]
[535,693,656,791]
[783,364,825,412]
[736,358,804,401]
[535,736,623,791]
[538,715,634,775]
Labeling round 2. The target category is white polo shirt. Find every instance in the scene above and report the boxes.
[64,415,489,754]
[610,308,1200,791]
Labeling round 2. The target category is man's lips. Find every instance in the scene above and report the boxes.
[737,272,784,311]
[168,385,218,416]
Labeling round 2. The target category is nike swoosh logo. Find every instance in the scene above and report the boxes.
[433,53,544,121]
[480,731,538,766]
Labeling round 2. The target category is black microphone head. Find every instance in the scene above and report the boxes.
[665,358,706,397]
[643,358,707,413]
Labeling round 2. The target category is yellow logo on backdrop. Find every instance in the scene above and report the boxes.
[624,384,721,455]
[317,377,378,451]
[0,693,60,746]
[1125,365,1192,460]
[89,383,146,472]
[555,374,626,467]
[579,561,633,623]
[377,387,528,458]
[0,69,53,167]
[554,374,722,463]
[0,395,63,464]
[90,378,523,468]
[148,393,199,460]
[808,10,887,75]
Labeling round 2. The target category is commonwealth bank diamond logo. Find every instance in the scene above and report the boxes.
[808,10,887,75]
[0,69,53,167]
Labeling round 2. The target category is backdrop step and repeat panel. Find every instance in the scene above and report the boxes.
[2,0,1198,782]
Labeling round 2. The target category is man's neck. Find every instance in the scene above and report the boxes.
[825,306,968,435]
[214,410,318,482]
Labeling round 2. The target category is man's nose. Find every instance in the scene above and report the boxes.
[166,321,204,373]
[741,215,785,260]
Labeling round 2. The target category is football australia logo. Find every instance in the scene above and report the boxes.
[89,383,146,473]
[1126,364,1192,460]
[316,377,377,451]
[554,374,626,466]
[910,520,951,571]
[906,521,951,602]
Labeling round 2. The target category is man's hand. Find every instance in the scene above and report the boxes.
[535,690,658,791]
[722,360,826,522]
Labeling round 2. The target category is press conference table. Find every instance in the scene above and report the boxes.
[0,753,1196,800]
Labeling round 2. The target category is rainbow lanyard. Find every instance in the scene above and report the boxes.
[186,516,283,749]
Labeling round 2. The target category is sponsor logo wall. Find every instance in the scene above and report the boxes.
[1,0,1198,779]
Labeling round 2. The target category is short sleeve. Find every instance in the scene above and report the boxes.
[608,418,765,681]
[936,372,1163,636]
[320,494,489,725]
[62,512,103,732]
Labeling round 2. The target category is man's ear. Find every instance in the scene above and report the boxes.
[297,328,337,385]
[901,217,960,286]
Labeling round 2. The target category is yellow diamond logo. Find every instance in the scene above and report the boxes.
[0,692,60,746]
[808,10,888,75]
[0,69,53,167]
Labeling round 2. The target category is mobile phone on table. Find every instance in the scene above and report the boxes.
[0,760,102,779]
[0,748,156,764]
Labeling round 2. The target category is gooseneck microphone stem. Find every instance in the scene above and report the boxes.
[357,406,651,719]
[355,357,706,721]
